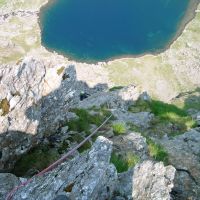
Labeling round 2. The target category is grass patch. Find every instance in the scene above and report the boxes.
[78,141,91,153]
[111,152,139,173]
[129,99,197,135]
[109,86,124,92]
[0,98,10,116]
[149,100,197,131]
[57,66,65,75]
[112,122,126,135]
[146,138,169,165]
[12,145,59,177]
[67,108,112,134]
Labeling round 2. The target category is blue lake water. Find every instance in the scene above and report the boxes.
[40,0,190,62]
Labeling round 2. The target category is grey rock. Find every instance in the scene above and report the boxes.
[78,85,140,110]
[112,132,148,160]
[132,161,176,200]
[0,173,20,199]
[61,126,69,134]
[54,195,69,200]
[138,91,151,102]
[172,170,200,200]
[112,110,154,129]
[159,129,200,198]
[112,196,126,200]
[12,136,117,200]
[116,168,134,199]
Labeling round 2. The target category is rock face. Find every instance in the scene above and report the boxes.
[132,161,176,200]
[159,128,200,199]
[112,132,148,161]
[1,136,176,200]
[0,60,108,170]
[0,57,46,170]
[0,173,20,199]
[11,136,117,200]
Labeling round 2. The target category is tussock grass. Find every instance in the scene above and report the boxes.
[146,138,169,165]
[112,122,126,135]
[129,99,197,135]
[111,152,139,173]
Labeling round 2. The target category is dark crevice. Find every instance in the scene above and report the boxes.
[176,168,198,185]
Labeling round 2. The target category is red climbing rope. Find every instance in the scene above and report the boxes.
[6,114,112,200]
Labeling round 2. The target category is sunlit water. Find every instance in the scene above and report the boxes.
[40,0,190,62]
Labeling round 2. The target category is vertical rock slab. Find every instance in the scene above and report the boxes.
[132,161,175,200]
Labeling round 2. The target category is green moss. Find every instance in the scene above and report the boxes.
[128,99,151,113]
[128,123,141,132]
[78,141,92,153]
[58,140,69,154]
[67,109,92,134]
[111,152,139,173]
[0,98,10,116]
[112,122,126,135]
[146,138,169,165]
[57,66,65,75]
[13,145,60,177]
[67,108,112,134]
[149,100,197,132]
[129,99,197,135]
[109,86,124,92]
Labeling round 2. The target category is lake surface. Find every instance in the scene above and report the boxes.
[40,0,190,62]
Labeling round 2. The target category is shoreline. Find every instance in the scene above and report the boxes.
[38,0,200,65]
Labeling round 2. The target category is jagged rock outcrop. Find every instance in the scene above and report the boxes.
[0,136,176,200]
[10,136,117,200]
[132,161,176,200]
[0,173,20,199]
[0,59,109,170]
[78,85,141,110]
[112,110,153,129]
[112,132,148,161]
[115,161,176,200]
[159,128,200,199]
[0,57,46,170]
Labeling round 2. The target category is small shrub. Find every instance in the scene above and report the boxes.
[67,108,112,134]
[146,138,169,165]
[0,98,10,116]
[12,145,59,177]
[57,66,65,75]
[67,109,91,134]
[128,99,151,113]
[109,86,124,92]
[112,122,126,135]
[111,152,139,173]
[78,141,91,153]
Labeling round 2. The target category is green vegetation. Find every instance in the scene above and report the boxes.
[110,152,139,173]
[146,138,169,165]
[13,145,59,177]
[129,99,197,135]
[57,66,65,75]
[68,133,91,153]
[67,107,112,134]
[0,98,10,116]
[112,122,126,135]
[109,86,124,92]
[78,141,92,153]
[150,100,197,131]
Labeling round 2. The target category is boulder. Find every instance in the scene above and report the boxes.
[112,132,148,160]
[159,128,200,198]
[112,110,154,129]
[0,173,20,199]
[132,161,176,200]
[12,136,117,200]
